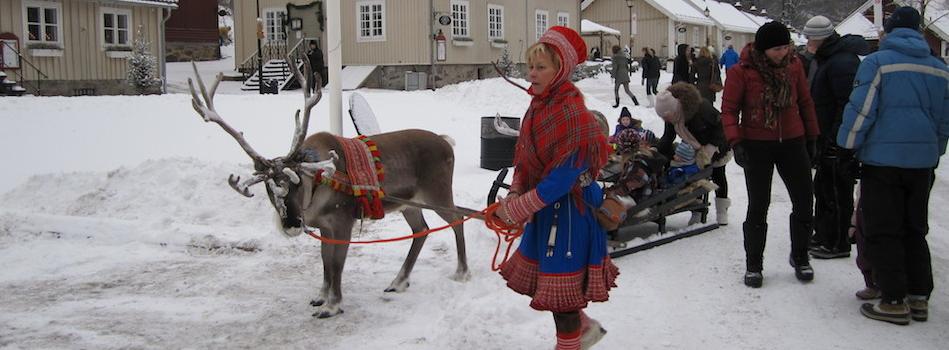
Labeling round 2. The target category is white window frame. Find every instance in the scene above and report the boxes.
[535,10,548,41]
[557,12,569,27]
[263,7,287,43]
[356,0,386,42]
[488,4,504,40]
[451,0,470,38]
[692,26,701,47]
[23,0,63,46]
[101,7,133,48]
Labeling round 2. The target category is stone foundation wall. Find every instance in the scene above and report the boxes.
[360,63,526,90]
[165,42,222,62]
[20,79,161,96]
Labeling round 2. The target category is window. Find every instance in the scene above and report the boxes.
[23,0,63,45]
[451,0,470,38]
[102,7,132,47]
[357,0,385,42]
[692,26,701,47]
[535,10,548,41]
[264,8,286,42]
[488,4,504,40]
[557,12,569,27]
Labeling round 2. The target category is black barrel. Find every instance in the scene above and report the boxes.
[480,116,520,170]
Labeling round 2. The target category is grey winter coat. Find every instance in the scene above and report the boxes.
[611,53,631,83]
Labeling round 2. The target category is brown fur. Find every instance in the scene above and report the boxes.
[666,82,702,121]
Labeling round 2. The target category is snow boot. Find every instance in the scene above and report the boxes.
[646,94,655,107]
[809,246,850,259]
[631,95,640,106]
[856,287,882,300]
[612,97,620,108]
[861,300,910,325]
[907,295,928,322]
[789,255,814,282]
[744,271,763,288]
[715,198,730,225]
[579,312,606,350]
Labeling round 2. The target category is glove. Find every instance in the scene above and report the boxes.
[732,143,748,168]
[806,139,818,168]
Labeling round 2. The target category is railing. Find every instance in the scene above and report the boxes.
[1,40,48,95]
[238,37,317,76]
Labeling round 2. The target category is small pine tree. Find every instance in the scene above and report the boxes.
[498,47,519,78]
[127,27,161,92]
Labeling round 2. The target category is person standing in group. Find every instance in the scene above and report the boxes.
[494,26,618,349]
[640,47,661,107]
[672,43,693,84]
[655,83,731,226]
[837,6,948,325]
[610,45,640,108]
[720,44,740,71]
[721,22,820,288]
[306,40,326,92]
[800,15,870,260]
[692,47,722,103]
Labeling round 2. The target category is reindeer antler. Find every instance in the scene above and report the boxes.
[188,62,271,169]
[228,173,268,197]
[286,55,323,158]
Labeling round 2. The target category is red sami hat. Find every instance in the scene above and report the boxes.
[537,26,587,89]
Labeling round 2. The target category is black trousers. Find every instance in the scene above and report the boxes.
[712,163,727,198]
[645,78,659,95]
[812,153,856,252]
[860,165,934,301]
[741,138,814,271]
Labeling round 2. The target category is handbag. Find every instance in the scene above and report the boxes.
[708,62,724,92]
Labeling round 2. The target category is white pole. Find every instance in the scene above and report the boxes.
[873,0,883,34]
[327,0,343,135]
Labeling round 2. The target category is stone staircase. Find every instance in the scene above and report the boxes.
[241,59,303,92]
[0,71,26,96]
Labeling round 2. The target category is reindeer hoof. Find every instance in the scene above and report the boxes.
[310,299,325,307]
[451,270,471,282]
[384,281,409,293]
[313,307,343,318]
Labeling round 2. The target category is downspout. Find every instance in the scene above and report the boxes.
[429,0,435,90]
[160,7,172,94]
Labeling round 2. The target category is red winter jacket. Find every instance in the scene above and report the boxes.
[720,44,819,146]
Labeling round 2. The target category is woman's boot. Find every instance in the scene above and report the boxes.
[612,97,620,108]
[715,198,730,225]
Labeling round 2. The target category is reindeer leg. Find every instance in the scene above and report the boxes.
[386,207,429,293]
[313,220,353,319]
[310,242,334,307]
[433,208,470,282]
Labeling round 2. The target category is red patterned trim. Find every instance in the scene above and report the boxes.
[318,135,386,219]
[499,252,620,312]
[503,190,545,224]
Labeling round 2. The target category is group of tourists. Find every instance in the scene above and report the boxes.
[489,6,946,348]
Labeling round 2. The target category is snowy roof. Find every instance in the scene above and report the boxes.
[844,0,947,42]
[644,0,713,26]
[686,0,759,33]
[581,19,622,35]
[581,0,594,11]
[837,8,880,40]
[741,11,773,26]
[113,0,178,8]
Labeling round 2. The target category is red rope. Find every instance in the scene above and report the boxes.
[303,202,525,271]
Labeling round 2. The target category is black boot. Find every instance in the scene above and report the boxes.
[631,95,640,106]
[743,222,767,288]
[612,97,620,108]
[790,217,815,282]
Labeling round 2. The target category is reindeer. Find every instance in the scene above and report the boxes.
[187,62,469,318]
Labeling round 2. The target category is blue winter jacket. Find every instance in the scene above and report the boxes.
[837,28,949,168]
[720,48,739,71]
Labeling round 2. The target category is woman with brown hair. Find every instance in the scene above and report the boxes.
[721,22,820,288]
[692,46,722,103]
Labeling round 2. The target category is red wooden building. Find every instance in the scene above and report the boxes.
[165,0,220,61]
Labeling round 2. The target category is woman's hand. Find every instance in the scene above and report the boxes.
[733,143,748,168]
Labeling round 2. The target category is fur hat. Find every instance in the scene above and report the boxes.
[884,6,921,33]
[671,142,696,167]
[803,16,835,40]
[654,90,681,121]
[665,83,702,120]
[754,21,791,51]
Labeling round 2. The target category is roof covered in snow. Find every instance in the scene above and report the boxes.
[581,0,594,11]
[113,0,178,8]
[837,7,880,40]
[686,0,759,33]
[581,19,622,36]
[644,0,714,26]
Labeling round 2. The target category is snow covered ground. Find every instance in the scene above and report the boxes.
[0,58,947,349]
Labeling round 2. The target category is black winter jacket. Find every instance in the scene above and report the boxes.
[808,33,870,146]
[672,44,693,84]
[658,99,729,163]
[641,54,661,80]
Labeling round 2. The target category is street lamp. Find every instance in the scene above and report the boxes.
[625,0,634,50]
[704,5,711,47]
[256,0,263,95]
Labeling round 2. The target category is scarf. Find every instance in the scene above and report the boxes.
[750,49,792,129]
[511,81,610,211]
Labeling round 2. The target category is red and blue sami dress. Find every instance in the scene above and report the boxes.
[499,81,619,312]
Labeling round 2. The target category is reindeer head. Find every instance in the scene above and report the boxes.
[188,61,335,237]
